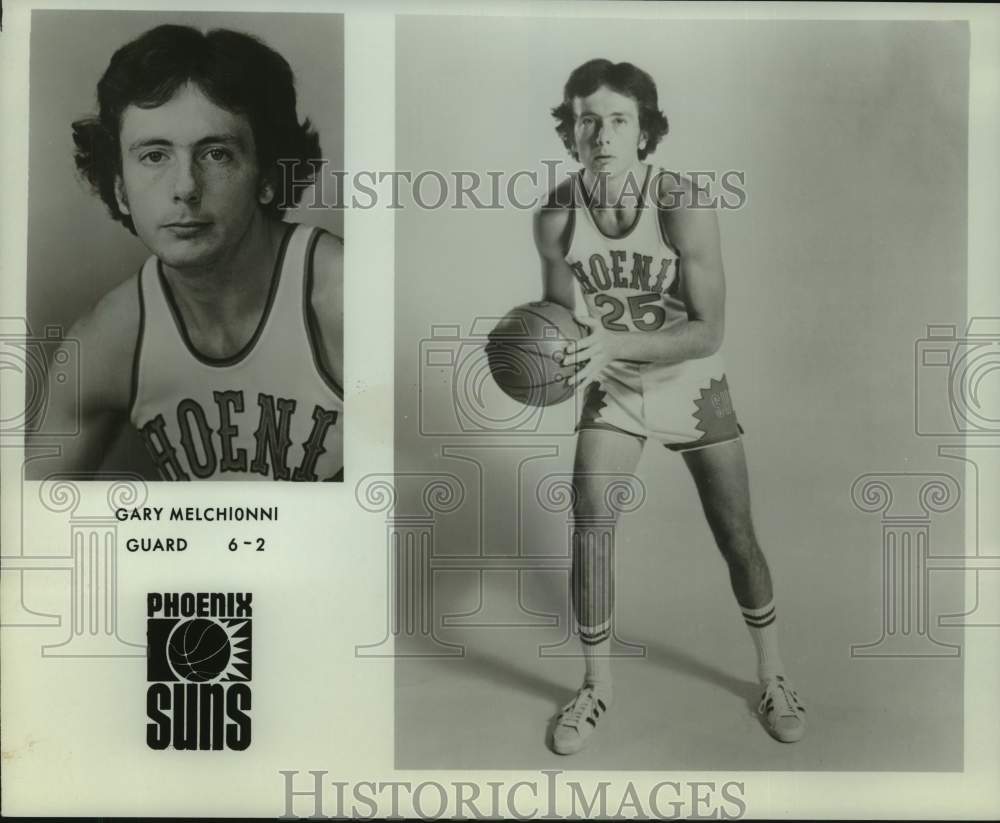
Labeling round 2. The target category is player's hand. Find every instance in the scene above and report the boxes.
[561,314,627,390]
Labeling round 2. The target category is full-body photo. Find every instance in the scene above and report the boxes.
[535,59,805,754]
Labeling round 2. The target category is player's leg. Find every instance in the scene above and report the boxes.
[552,424,644,755]
[572,426,644,691]
[681,438,806,742]
[681,438,770,608]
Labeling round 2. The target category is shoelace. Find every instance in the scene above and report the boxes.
[759,678,803,718]
[559,688,597,728]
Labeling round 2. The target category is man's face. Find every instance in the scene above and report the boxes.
[572,85,646,179]
[116,82,267,270]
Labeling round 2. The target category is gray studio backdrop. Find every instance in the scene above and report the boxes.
[27,10,344,478]
[394,17,968,770]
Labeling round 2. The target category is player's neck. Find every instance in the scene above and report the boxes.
[160,213,281,325]
[581,161,648,207]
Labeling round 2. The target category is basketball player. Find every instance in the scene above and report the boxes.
[36,25,342,481]
[535,59,804,753]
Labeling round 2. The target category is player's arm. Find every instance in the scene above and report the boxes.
[533,199,576,310]
[621,176,726,360]
[308,230,344,393]
[565,176,726,386]
[26,279,139,477]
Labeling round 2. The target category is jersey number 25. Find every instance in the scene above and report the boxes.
[593,293,667,332]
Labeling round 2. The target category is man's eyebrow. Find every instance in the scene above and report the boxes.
[128,138,172,152]
[194,134,245,147]
[578,110,632,118]
[127,134,245,152]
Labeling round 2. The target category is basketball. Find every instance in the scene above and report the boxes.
[167,618,231,682]
[486,301,585,407]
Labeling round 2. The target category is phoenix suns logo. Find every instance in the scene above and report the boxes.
[146,592,253,751]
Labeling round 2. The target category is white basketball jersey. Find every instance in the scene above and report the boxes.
[129,223,343,481]
[566,165,687,336]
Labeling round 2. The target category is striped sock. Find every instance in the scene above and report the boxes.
[580,618,613,696]
[742,601,785,683]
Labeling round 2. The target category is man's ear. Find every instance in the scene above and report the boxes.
[258,171,278,206]
[114,176,130,215]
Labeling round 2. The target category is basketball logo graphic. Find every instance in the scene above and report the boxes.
[166,617,252,683]
[146,592,253,750]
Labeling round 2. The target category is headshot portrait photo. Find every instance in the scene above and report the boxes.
[25,10,345,482]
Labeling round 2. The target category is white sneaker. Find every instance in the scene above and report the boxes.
[551,685,611,755]
[758,675,806,743]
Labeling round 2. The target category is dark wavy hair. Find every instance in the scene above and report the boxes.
[71,24,322,234]
[551,59,669,162]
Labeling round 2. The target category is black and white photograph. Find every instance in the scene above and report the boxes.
[24,10,344,481]
[1,1,998,819]
[394,14,973,772]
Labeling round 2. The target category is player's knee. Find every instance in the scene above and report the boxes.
[714,527,760,565]
[574,474,642,521]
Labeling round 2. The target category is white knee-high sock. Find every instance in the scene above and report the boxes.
[580,617,613,696]
[742,601,785,683]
